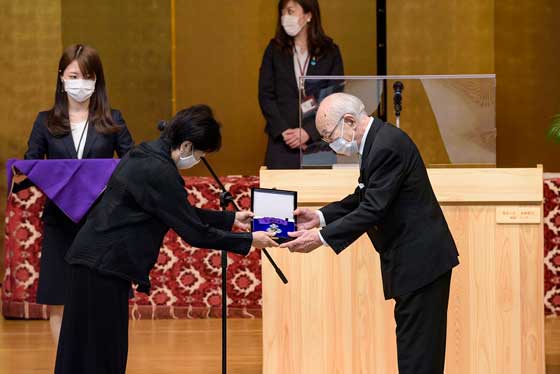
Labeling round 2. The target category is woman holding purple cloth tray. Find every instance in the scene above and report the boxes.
[18,44,134,353]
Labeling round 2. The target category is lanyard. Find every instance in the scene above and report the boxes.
[294,47,311,95]
[295,50,311,77]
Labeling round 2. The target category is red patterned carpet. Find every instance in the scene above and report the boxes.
[2,177,262,319]
[544,177,560,316]
[4,176,560,319]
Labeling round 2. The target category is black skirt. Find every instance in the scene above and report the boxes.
[36,218,82,305]
[55,265,130,374]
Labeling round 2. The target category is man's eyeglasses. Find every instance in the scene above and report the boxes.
[321,123,340,143]
[321,114,350,143]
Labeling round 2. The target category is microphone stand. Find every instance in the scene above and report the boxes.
[200,157,288,374]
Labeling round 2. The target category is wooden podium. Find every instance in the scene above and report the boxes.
[260,167,544,374]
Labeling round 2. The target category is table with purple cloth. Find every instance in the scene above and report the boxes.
[2,159,261,319]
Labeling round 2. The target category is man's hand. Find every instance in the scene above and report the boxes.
[294,208,320,230]
[252,231,279,248]
[279,230,322,253]
[282,128,310,149]
[234,211,254,231]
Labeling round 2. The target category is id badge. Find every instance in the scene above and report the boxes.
[300,96,318,117]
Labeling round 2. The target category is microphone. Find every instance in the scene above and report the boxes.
[393,81,404,128]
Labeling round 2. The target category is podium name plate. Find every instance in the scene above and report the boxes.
[496,205,542,224]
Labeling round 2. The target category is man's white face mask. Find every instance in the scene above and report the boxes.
[329,118,359,156]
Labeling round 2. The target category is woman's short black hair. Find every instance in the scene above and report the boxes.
[158,104,222,152]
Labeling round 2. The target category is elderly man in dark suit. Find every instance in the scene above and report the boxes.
[280,93,460,374]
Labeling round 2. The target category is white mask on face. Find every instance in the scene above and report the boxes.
[329,120,359,156]
[176,147,200,170]
[63,79,96,103]
[281,14,305,37]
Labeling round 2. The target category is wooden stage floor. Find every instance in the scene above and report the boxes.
[2,316,560,373]
[0,318,262,374]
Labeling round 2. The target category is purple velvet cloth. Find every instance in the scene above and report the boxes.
[7,158,119,223]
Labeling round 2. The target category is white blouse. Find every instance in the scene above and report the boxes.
[70,120,88,159]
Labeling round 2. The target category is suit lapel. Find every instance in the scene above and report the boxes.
[303,54,319,95]
[283,49,299,95]
[361,119,380,161]
[81,123,99,159]
[360,118,382,180]
[62,134,78,159]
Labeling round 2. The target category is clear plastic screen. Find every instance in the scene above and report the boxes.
[298,75,496,168]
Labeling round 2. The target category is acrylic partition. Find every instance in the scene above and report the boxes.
[298,74,496,168]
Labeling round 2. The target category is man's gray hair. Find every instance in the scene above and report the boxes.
[323,93,369,126]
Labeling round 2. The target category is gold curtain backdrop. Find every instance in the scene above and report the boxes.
[174,0,376,177]
[60,0,172,143]
[0,0,559,276]
[495,0,560,169]
[0,1,62,277]
[386,0,495,165]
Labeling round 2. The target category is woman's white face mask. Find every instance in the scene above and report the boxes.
[177,147,200,170]
[281,14,305,37]
[63,78,96,103]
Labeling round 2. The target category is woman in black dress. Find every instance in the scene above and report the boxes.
[22,44,134,347]
[54,104,277,374]
[259,0,344,169]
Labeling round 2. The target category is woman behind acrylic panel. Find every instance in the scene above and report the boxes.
[259,0,344,169]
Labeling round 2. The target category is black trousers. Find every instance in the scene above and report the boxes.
[394,270,452,374]
[55,265,130,374]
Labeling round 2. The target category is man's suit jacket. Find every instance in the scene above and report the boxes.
[24,109,134,225]
[320,118,459,299]
[258,40,344,169]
